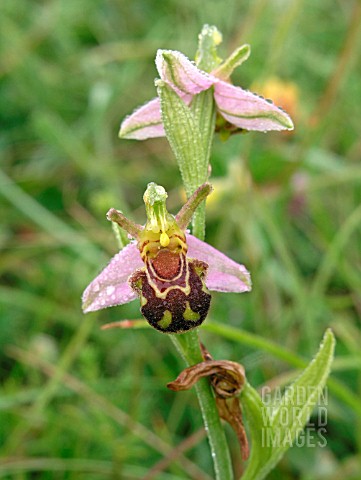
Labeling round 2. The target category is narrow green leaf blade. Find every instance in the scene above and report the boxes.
[241,383,273,480]
[190,88,216,172]
[241,328,335,480]
[156,80,207,197]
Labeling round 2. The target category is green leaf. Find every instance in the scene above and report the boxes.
[203,321,361,417]
[156,80,207,197]
[190,88,216,172]
[241,328,335,480]
[188,89,215,239]
[241,382,273,478]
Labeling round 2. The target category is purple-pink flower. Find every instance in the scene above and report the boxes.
[82,234,251,311]
[82,183,251,333]
[119,49,294,140]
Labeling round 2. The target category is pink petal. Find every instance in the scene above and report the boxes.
[82,242,143,313]
[119,97,165,140]
[214,80,294,131]
[186,234,251,293]
[156,49,215,95]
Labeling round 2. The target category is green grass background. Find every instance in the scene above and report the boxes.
[1,0,361,478]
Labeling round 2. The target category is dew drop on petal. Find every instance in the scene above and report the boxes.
[106,285,115,295]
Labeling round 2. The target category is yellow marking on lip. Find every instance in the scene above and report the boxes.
[202,283,210,294]
[149,282,191,300]
[183,302,200,322]
[158,310,172,329]
[145,254,191,299]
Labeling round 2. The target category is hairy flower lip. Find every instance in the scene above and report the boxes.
[119,49,294,140]
[82,234,251,314]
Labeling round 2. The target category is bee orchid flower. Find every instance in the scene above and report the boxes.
[119,46,294,140]
[82,183,251,333]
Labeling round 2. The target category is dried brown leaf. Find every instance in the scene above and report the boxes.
[167,343,249,460]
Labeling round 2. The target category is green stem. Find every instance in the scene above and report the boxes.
[163,26,233,477]
[171,194,233,480]
[171,330,233,480]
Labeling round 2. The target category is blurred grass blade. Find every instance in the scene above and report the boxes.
[203,322,305,368]
[0,169,103,266]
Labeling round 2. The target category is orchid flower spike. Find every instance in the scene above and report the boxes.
[119,41,293,140]
[82,183,251,334]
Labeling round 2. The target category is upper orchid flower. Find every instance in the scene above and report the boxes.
[82,183,251,334]
[119,45,294,140]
